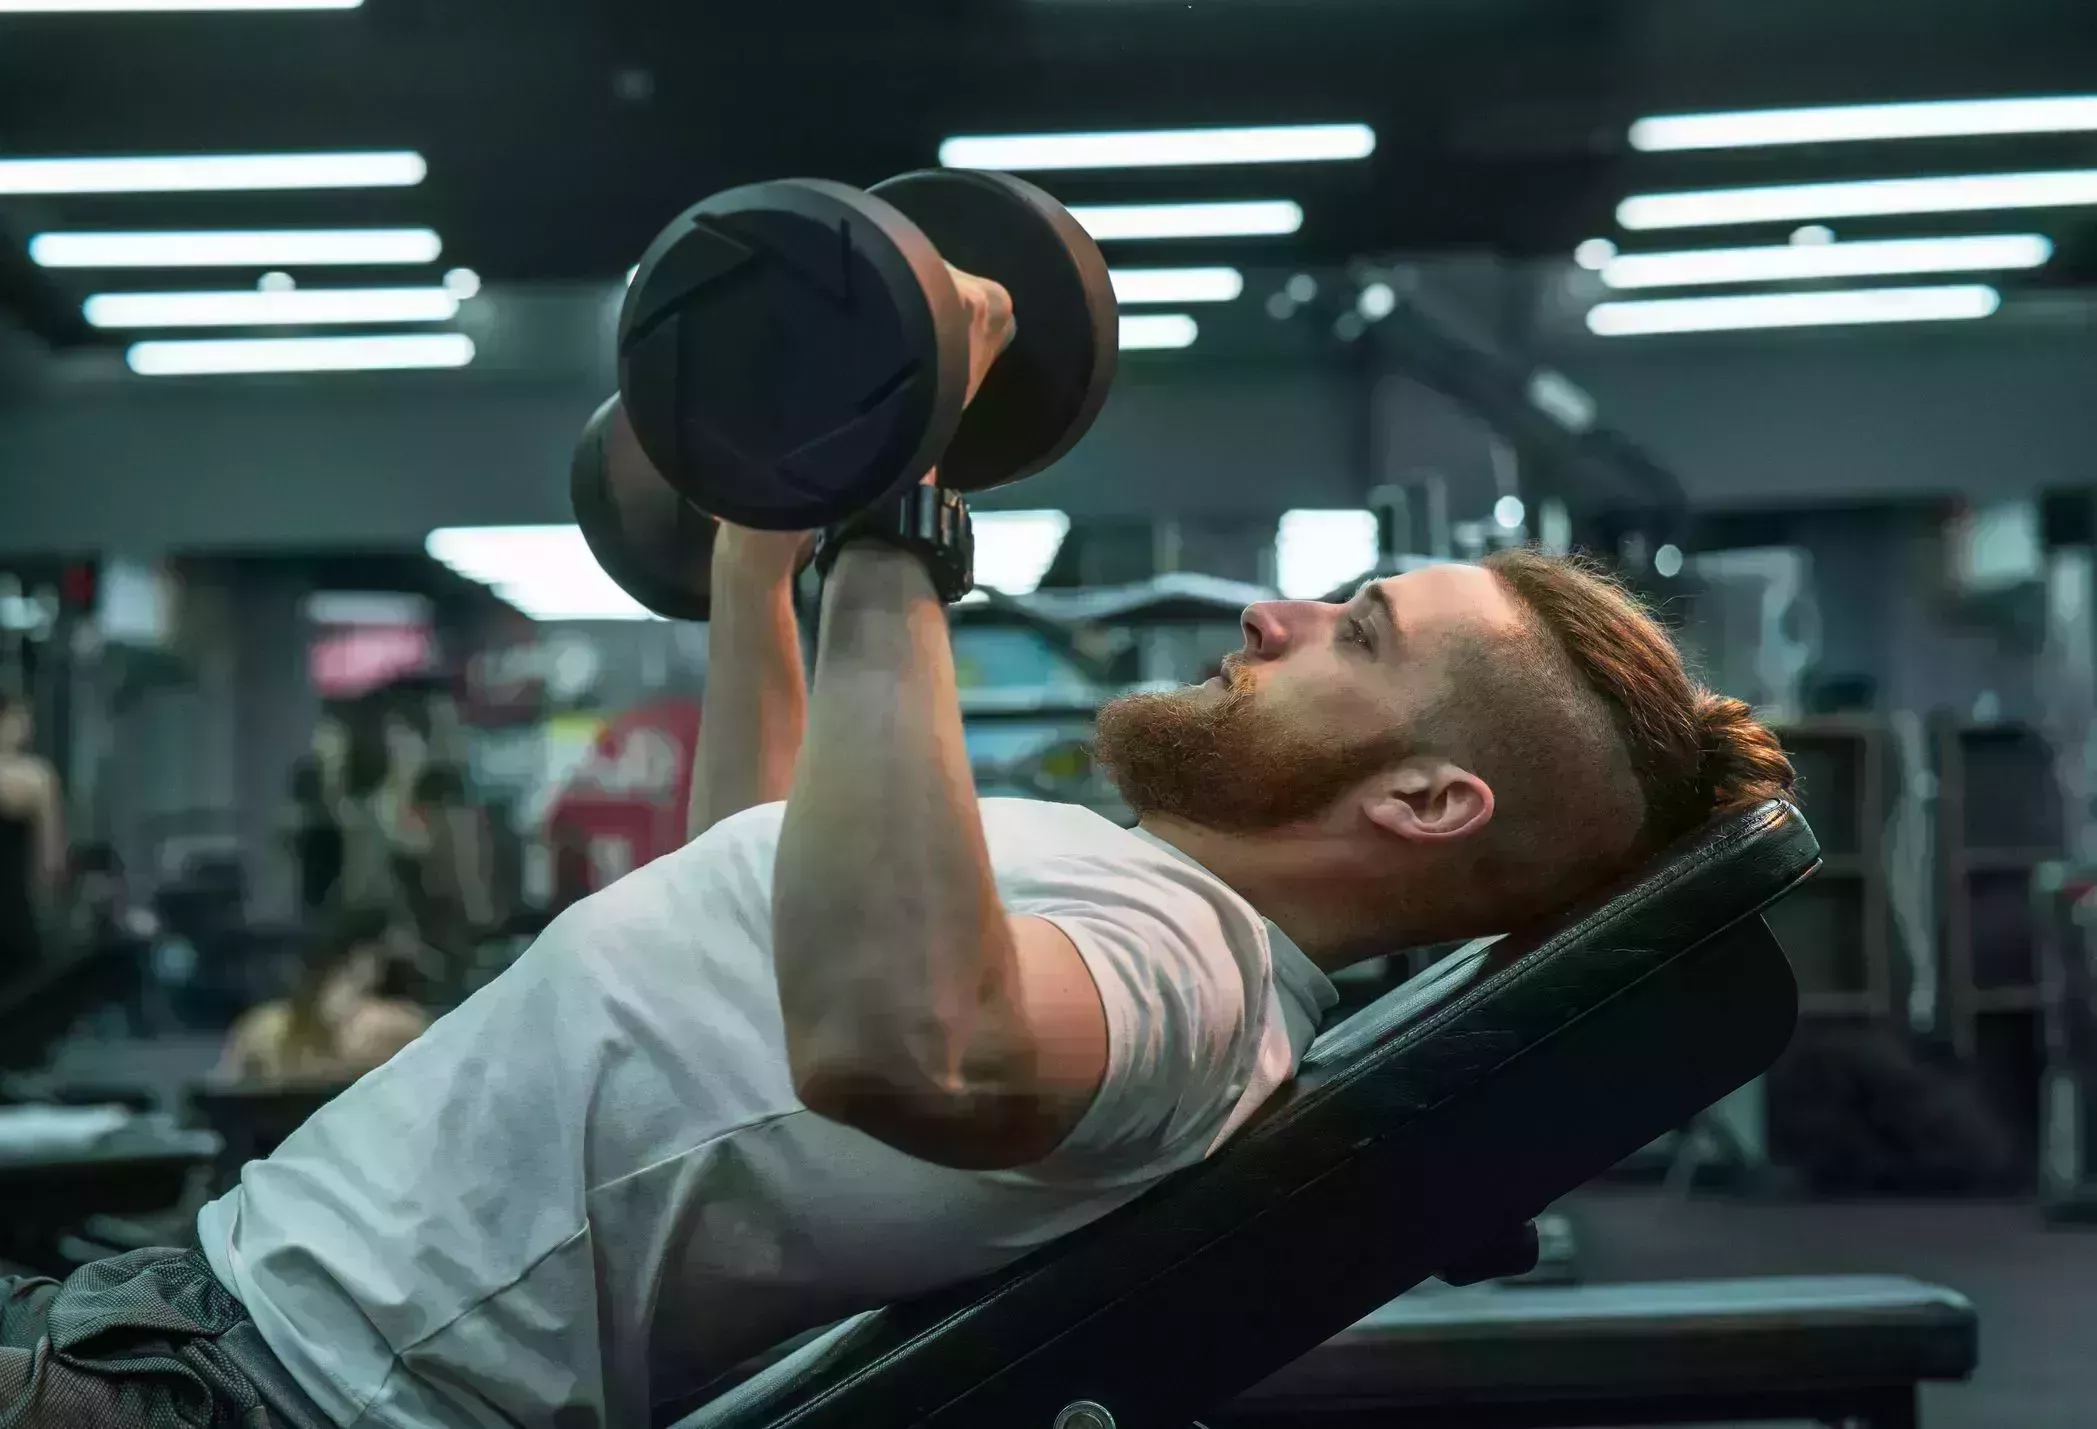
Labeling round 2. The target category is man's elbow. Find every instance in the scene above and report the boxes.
[791,1050,1066,1171]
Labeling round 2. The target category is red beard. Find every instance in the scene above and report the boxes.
[1094,661,1409,832]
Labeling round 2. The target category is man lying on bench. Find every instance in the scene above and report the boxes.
[0,298,1792,1429]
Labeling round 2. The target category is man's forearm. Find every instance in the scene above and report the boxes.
[692,536,809,837]
[771,545,1026,1137]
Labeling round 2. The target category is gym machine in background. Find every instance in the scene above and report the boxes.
[2034,491,2097,1223]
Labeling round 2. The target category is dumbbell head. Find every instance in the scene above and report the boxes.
[570,395,717,621]
[869,169,1118,494]
[617,179,970,531]
[614,172,1118,530]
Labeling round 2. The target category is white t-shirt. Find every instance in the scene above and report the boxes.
[197,798,1335,1429]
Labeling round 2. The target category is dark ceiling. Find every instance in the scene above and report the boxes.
[6,0,2097,346]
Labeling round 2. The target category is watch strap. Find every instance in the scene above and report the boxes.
[812,485,975,603]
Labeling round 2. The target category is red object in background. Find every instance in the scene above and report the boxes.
[61,563,97,612]
[545,698,702,893]
[310,623,436,699]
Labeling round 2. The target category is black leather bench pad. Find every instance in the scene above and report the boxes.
[1224,1275,1977,1416]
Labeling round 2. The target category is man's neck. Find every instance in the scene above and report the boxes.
[1137,815,1409,972]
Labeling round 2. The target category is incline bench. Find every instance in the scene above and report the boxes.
[664,799,1891,1429]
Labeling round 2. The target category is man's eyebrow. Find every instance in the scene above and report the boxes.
[1358,581,1402,644]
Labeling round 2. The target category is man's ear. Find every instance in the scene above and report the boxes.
[1362,758,1494,843]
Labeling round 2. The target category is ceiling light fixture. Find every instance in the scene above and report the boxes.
[1119,313,1199,350]
[939,123,1374,172]
[1069,200,1303,241]
[1108,267,1244,304]
[127,332,475,375]
[1586,284,2001,337]
[0,151,421,195]
[0,0,360,9]
[1631,95,2097,152]
[426,527,655,622]
[1619,170,2097,230]
[31,227,442,268]
[85,286,459,328]
[1602,233,2052,289]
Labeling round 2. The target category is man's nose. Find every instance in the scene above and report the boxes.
[1240,601,1324,659]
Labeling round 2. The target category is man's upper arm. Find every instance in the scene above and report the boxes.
[796,860,1258,1174]
[1001,913,1111,1142]
[1010,863,1260,1170]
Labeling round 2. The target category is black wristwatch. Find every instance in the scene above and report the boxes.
[813,485,975,603]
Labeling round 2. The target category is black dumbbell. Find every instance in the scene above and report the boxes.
[570,396,716,622]
[569,169,1117,618]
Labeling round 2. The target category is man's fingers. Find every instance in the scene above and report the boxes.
[945,264,1017,356]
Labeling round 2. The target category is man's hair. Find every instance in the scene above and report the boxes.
[1438,548,1795,928]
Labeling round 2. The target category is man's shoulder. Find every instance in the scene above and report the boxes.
[234,1000,291,1037]
[0,755,55,795]
[978,797,1147,851]
[980,799,1262,928]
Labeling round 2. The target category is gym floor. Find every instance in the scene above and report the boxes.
[1566,1187,2097,1429]
[47,1037,2096,1427]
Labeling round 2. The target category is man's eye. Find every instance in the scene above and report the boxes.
[1347,618,1372,649]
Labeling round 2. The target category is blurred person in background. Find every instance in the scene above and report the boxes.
[286,756,345,921]
[400,761,497,1002]
[539,818,596,929]
[214,908,429,1087]
[69,843,166,1036]
[0,689,63,979]
[335,701,410,920]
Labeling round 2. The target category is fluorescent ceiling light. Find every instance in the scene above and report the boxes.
[1069,200,1303,241]
[940,123,1374,172]
[1119,313,1198,350]
[426,526,656,622]
[0,0,359,8]
[1632,95,2097,152]
[30,227,442,268]
[85,286,459,328]
[1619,170,2097,230]
[1603,233,2052,290]
[0,151,420,195]
[1586,284,2001,337]
[1277,509,1379,599]
[127,332,475,375]
[1109,267,1244,304]
[974,511,1071,595]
